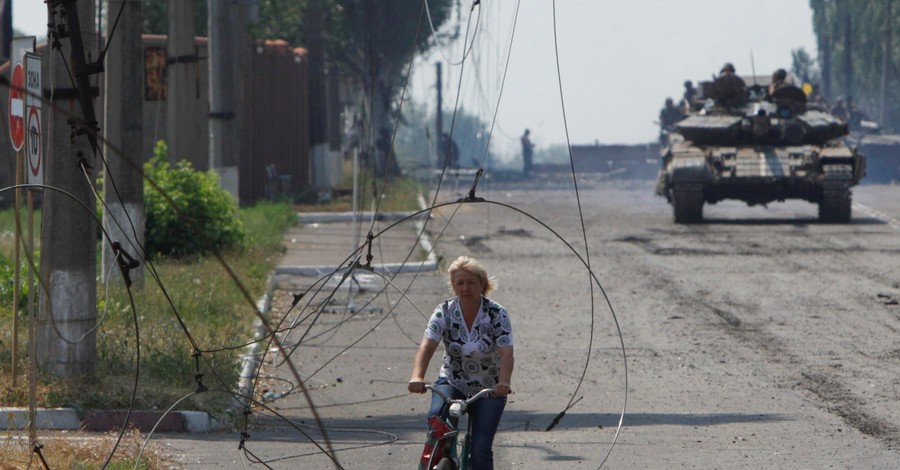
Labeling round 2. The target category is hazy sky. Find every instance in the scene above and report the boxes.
[410,0,819,158]
[14,0,818,158]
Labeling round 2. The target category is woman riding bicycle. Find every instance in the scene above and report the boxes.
[408,256,515,470]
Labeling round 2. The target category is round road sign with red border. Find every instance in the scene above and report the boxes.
[9,63,25,151]
[27,106,42,181]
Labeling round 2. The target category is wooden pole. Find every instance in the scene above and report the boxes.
[12,148,21,387]
[27,189,36,446]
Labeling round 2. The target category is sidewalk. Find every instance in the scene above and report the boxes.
[275,210,436,277]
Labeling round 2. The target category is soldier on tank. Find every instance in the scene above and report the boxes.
[807,84,828,111]
[681,80,699,112]
[768,68,789,96]
[659,98,685,132]
[658,97,685,145]
[830,97,850,122]
[713,62,747,108]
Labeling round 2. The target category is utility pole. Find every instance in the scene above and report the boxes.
[435,61,443,147]
[881,0,893,129]
[0,0,11,60]
[102,0,144,287]
[167,0,204,169]
[208,0,243,199]
[308,0,330,190]
[40,0,99,377]
[821,33,832,101]
[844,14,853,101]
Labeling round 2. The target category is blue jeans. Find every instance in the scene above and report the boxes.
[427,377,507,470]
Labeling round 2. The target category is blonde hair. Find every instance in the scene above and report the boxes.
[447,256,496,295]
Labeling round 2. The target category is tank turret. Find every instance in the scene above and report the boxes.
[677,84,848,146]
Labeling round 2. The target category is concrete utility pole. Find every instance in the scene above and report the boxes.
[821,33,832,101]
[102,0,144,287]
[40,0,98,377]
[308,0,331,190]
[208,0,244,199]
[167,0,204,169]
[0,0,11,60]
[435,61,443,144]
[844,14,853,101]
[880,0,893,129]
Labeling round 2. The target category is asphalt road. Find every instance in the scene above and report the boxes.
[160,177,900,469]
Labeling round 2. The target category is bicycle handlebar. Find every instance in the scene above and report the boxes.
[425,384,495,405]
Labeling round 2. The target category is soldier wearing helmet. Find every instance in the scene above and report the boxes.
[714,62,747,107]
[768,68,789,96]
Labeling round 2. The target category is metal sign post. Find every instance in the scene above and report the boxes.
[24,52,42,448]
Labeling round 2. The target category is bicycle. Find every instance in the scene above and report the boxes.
[418,384,495,470]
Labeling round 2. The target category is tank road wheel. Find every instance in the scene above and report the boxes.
[819,165,853,223]
[672,186,704,224]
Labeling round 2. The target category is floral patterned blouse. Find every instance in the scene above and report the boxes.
[424,296,514,396]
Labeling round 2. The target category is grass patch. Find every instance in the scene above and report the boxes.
[0,201,296,415]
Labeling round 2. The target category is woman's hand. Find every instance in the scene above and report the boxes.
[408,380,427,394]
[493,383,511,397]
[410,338,439,394]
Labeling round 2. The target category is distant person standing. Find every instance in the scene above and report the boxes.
[438,132,460,169]
[520,129,534,177]
[376,128,401,177]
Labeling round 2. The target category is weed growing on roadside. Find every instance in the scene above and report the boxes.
[0,201,296,414]
[0,429,174,469]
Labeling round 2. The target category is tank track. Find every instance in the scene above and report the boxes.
[818,164,853,223]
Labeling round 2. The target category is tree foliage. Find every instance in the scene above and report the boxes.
[142,0,208,36]
[810,0,900,129]
[395,103,496,172]
[791,47,818,83]
[326,1,453,75]
[249,0,308,45]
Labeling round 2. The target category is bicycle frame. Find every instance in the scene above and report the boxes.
[420,385,495,470]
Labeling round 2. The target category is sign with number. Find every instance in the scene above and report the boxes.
[25,53,42,186]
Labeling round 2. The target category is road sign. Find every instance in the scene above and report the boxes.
[9,63,25,151]
[25,53,42,186]
[27,107,42,184]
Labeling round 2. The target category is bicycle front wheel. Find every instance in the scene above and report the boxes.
[434,457,456,470]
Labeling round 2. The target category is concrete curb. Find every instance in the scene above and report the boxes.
[276,209,438,276]
[236,274,275,410]
[297,210,427,224]
[2,408,81,430]
[1,408,218,433]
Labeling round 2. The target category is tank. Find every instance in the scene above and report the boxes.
[655,77,866,223]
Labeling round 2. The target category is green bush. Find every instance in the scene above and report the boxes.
[144,141,246,258]
[0,252,35,310]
